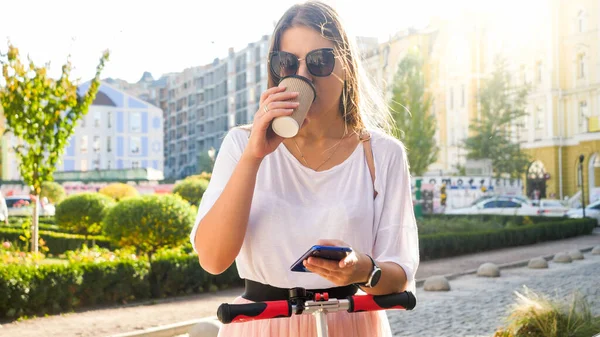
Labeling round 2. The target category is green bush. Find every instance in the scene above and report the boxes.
[98,183,139,201]
[55,193,115,238]
[173,178,209,205]
[0,253,241,319]
[0,228,111,254]
[493,288,600,337]
[420,218,596,260]
[40,181,67,204]
[103,194,195,258]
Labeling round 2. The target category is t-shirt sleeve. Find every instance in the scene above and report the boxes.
[189,128,248,253]
[371,138,420,293]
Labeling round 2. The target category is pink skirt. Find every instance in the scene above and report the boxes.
[217,296,393,337]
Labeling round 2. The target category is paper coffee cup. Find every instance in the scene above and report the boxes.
[271,75,316,138]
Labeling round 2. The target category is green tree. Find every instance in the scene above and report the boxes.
[463,56,530,178]
[0,43,109,252]
[389,48,439,176]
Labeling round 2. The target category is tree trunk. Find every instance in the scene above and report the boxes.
[31,198,39,253]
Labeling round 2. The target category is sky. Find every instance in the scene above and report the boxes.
[0,0,537,83]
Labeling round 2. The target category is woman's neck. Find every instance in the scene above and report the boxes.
[295,112,347,145]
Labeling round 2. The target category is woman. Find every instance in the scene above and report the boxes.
[190,1,419,336]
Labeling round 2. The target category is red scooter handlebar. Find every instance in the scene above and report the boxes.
[217,291,416,324]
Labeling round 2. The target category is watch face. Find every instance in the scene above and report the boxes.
[371,269,382,287]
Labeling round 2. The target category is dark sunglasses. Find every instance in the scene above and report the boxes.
[269,48,336,79]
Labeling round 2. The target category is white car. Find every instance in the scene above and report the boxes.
[535,199,570,217]
[566,199,600,225]
[5,196,55,217]
[445,196,540,216]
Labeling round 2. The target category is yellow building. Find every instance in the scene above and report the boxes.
[504,0,600,203]
[419,0,599,203]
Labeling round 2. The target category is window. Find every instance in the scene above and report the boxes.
[131,161,140,169]
[536,62,542,83]
[130,112,141,132]
[81,159,88,172]
[107,160,111,169]
[449,88,454,110]
[93,136,100,153]
[536,106,544,129]
[94,111,101,127]
[107,136,112,153]
[81,116,86,128]
[107,111,112,128]
[461,85,465,108]
[578,10,584,33]
[483,201,497,208]
[579,101,588,127]
[578,54,585,78]
[93,159,100,170]
[130,137,141,155]
[80,135,88,153]
[499,201,521,208]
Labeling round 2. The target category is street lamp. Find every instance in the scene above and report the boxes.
[578,154,586,218]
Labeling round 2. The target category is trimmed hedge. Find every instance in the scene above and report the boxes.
[0,218,595,320]
[419,218,596,260]
[0,228,111,254]
[421,214,560,225]
[3,222,72,234]
[0,256,242,319]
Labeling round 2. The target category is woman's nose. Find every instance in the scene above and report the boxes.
[297,61,313,82]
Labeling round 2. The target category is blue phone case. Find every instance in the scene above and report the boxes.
[290,245,353,272]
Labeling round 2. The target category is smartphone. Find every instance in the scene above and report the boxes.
[290,245,353,272]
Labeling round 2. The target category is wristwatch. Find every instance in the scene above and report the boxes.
[357,254,382,288]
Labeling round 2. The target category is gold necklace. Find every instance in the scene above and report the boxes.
[292,132,347,171]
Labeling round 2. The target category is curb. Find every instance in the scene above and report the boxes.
[416,246,596,288]
[110,246,598,337]
[108,316,218,337]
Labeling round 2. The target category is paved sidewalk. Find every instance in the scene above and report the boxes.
[1,231,598,337]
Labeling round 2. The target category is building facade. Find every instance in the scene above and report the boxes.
[1,82,164,180]
[162,35,271,179]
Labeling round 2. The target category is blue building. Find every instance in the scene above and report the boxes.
[59,82,164,174]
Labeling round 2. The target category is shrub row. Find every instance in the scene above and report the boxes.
[0,255,241,319]
[419,218,596,260]
[0,218,595,320]
[0,228,111,254]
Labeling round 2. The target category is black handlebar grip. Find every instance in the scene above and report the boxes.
[348,291,416,313]
[217,300,292,324]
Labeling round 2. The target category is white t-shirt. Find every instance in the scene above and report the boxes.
[190,127,420,293]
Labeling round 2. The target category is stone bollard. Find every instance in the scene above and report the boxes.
[553,252,572,263]
[592,245,600,255]
[477,263,500,277]
[423,275,451,291]
[569,249,584,260]
[528,257,548,269]
[188,319,221,337]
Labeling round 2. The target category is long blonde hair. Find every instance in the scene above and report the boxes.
[266,1,393,136]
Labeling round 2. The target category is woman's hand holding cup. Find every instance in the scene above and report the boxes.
[244,86,302,161]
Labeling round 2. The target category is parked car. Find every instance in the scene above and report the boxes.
[535,199,570,217]
[5,195,55,217]
[566,199,600,225]
[445,196,540,216]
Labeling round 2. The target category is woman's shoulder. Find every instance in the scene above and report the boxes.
[365,128,408,162]
[224,125,251,144]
